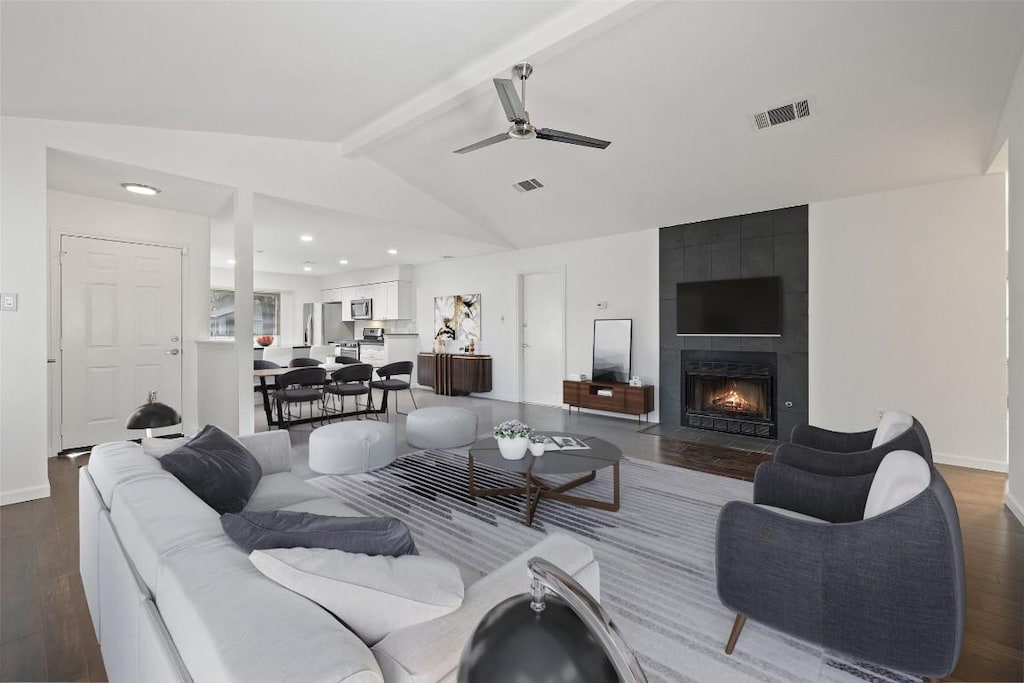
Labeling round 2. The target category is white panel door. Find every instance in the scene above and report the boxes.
[61,236,182,449]
[520,271,564,406]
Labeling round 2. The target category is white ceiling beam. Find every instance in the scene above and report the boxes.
[335,0,654,157]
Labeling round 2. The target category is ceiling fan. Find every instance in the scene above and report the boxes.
[453,62,611,154]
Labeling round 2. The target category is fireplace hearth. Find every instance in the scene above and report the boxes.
[682,352,776,438]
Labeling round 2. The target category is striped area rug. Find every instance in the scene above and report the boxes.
[308,449,913,683]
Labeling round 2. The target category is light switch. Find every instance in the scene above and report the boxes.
[1,293,17,311]
[596,301,608,310]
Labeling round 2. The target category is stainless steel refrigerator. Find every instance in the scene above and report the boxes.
[304,302,353,344]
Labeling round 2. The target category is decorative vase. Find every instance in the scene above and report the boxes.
[529,441,546,457]
[497,436,529,460]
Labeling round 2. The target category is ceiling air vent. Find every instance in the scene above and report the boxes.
[752,98,812,131]
[513,178,544,193]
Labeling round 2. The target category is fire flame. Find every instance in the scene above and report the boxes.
[711,385,757,413]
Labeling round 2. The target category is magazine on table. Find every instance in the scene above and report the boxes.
[535,435,591,451]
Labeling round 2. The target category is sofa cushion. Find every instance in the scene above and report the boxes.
[864,450,931,519]
[372,532,598,683]
[109,475,225,593]
[244,472,325,512]
[278,496,363,517]
[871,410,914,448]
[160,425,263,514]
[88,441,170,508]
[222,511,417,556]
[157,537,383,683]
[251,548,463,645]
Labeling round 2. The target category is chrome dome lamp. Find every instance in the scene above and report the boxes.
[458,558,647,683]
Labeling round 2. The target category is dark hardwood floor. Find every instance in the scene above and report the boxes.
[1,457,105,682]
[1,441,1020,682]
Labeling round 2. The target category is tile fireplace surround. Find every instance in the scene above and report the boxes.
[659,206,808,438]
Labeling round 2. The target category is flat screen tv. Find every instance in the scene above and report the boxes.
[676,276,781,336]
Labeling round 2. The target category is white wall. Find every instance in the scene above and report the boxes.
[809,174,1007,471]
[210,268,321,347]
[47,190,211,442]
[990,51,1024,522]
[0,115,485,505]
[320,264,414,290]
[413,230,660,421]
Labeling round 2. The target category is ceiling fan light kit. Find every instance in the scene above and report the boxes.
[454,62,611,154]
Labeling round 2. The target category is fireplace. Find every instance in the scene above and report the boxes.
[682,352,776,438]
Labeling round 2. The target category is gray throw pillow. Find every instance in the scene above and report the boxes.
[160,424,263,514]
[221,510,418,556]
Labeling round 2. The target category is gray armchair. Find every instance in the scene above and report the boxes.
[716,454,964,682]
[775,411,932,476]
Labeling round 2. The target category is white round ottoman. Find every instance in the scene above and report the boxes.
[309,421,397,474]
[406,406,478,449]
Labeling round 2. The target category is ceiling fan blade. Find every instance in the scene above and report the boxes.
[493,79,527,123]
[536,128,611,149]
[453,132,510,154]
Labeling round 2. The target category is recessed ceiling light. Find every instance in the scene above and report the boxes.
[300,235,313,242]
[387,249,398,255]
[338,259,349,265]
[227,259,236,265]
[121,182,160,196]
[303,266,312,272]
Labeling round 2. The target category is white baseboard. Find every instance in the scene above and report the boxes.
[1,484,51,506]
[1004,484,1024,527]
[932,451,1008,472]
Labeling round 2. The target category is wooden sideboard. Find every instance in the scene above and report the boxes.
[418,353,493,396]
[562,380,655,424]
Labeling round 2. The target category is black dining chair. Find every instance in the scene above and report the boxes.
[273,367,327,429]
[289,357,321,368]
[254,359,282,428]
[325,364,375,420]
[369,361,417,421]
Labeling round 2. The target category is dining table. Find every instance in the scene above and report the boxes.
[253,363,388,428]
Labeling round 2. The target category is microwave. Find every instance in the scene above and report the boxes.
[351,298,372,320]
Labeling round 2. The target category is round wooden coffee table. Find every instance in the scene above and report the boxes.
[467,433,621,527]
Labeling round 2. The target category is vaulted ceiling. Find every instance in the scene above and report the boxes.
[6,1,1024,265]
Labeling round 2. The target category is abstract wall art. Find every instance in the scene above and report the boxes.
[434,294,481,341]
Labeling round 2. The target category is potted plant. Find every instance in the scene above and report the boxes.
[494,420,532,460]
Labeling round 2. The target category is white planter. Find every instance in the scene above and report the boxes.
[497,436,529,460]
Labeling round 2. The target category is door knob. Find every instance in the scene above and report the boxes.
[165,349,180,355]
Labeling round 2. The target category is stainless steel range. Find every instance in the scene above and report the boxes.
[358,329,385,365]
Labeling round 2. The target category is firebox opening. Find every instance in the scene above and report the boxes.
[682,353,777,438]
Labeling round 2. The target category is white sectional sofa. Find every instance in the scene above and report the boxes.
[80,430,600,683]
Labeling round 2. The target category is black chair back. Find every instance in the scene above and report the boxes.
[254,359,280,370]
[336,356,363,365]
[332,364,374,384]
[276,367,326,390]
[289,357,320,368]
[377,361,413,379]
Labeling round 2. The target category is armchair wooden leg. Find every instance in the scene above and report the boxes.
[725,614,746,655]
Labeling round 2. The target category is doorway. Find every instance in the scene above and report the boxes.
[518,268,565,406]
[59,235,183,449]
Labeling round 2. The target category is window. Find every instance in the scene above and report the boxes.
[209,290,280,338]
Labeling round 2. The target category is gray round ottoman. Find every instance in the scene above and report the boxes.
[309,421,397,474]
[406,406,478,449]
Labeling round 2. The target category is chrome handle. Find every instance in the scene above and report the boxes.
[165,349,180,355]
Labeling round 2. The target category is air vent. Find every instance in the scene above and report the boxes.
[513,178,544,193]
[752,98,812,131]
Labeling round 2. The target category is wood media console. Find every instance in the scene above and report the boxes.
[562,380,655,424]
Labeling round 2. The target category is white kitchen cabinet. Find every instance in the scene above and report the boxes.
[371,283,389,320]
[326,280,413,321]
[322,287,344,303]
